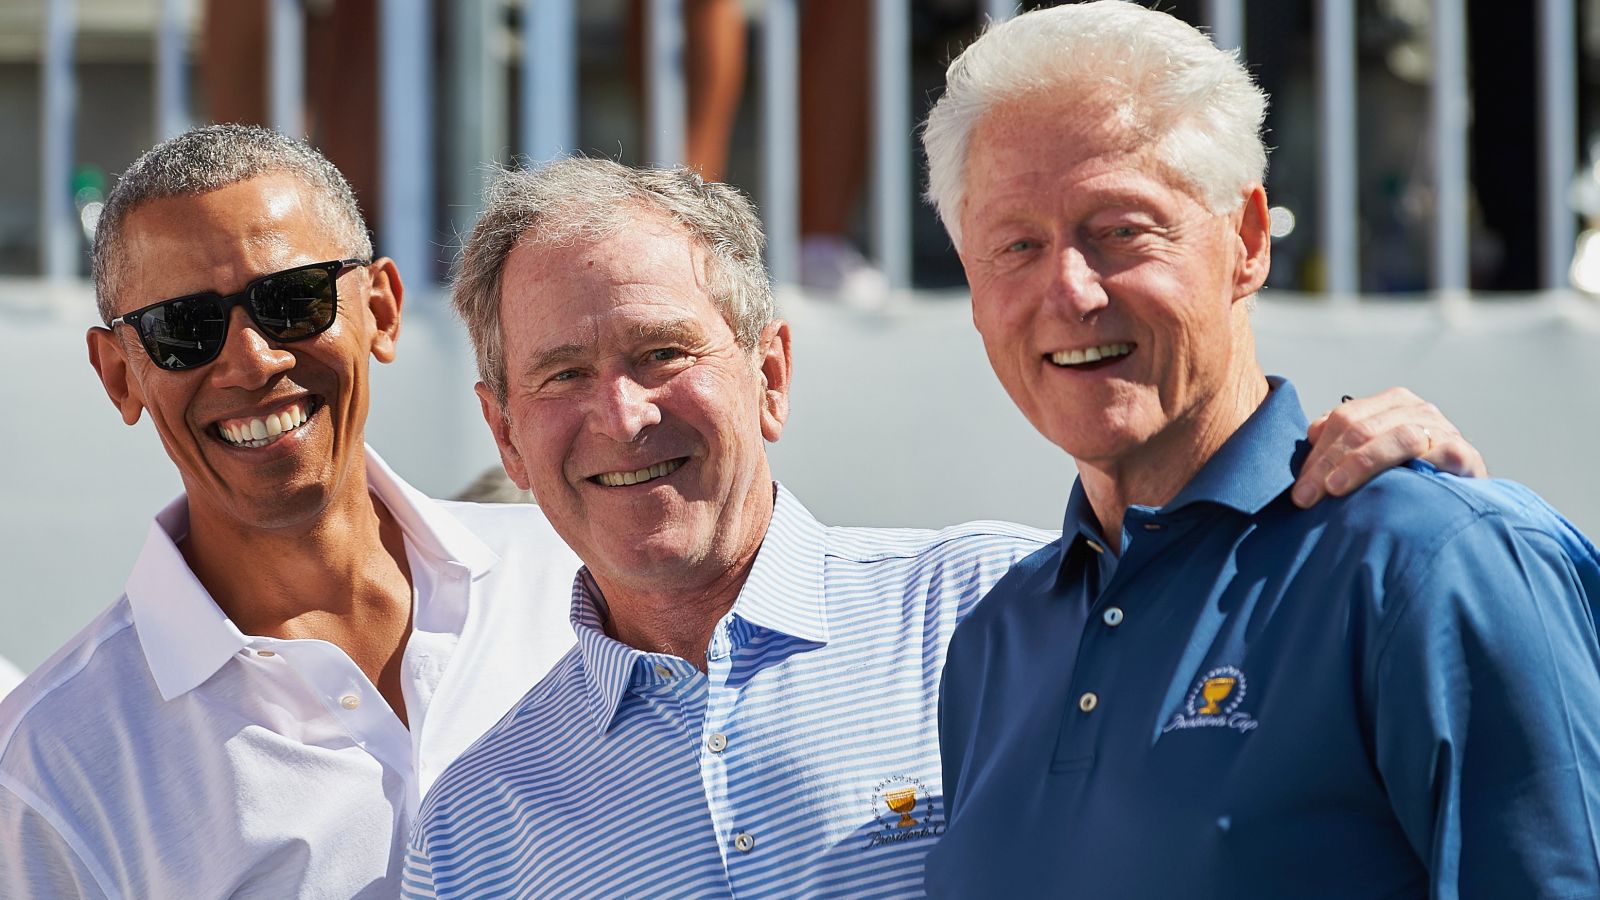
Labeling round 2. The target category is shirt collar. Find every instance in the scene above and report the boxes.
[1161,376,1306,516]
[1054,376,1306,577]
[570,482,828,733]
[127,446,498,701]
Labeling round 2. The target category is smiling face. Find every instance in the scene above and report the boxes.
[957,96,1270,482]
[87,173,400,533]
[478,211,790,598]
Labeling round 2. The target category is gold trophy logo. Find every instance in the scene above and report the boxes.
[883,787,919,828]
[1198,676,1237,715]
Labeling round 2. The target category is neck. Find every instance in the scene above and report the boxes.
[1079,366,1269,554]
[181,459,416,725]
[590,487,775,672]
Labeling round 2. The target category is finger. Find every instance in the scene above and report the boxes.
[1420,432,1488,478]
[1323,421,1433,497]
[1293,403,1389,507]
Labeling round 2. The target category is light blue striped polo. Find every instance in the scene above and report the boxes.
[402,485,1051,898]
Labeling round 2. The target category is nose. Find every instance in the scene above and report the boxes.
[587,372,662,443]
[1049,245,1110,322]
[206,305,295,389]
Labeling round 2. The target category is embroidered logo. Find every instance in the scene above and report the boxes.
[865,775,944,849]
[1162,665,1259,734]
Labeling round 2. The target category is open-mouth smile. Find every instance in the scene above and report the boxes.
[214,397,321,449]
[589,457,687,487]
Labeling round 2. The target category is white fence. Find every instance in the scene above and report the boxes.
[26,0,1586,295]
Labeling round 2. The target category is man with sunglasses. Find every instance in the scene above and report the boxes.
[0,125,579,898]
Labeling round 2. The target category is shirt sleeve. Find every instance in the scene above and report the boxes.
[1371,512,1600,899]
[0,782,111,900]
[401,840,441,900]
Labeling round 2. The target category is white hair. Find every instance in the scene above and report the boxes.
[922,0,1268,250]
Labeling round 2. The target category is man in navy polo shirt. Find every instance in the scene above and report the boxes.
[920,3,1600,897]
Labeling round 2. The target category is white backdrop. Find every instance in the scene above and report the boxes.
[3,280,1598,672]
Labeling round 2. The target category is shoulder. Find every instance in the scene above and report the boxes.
[823,519,1055,567]
[416,646,589,829]
[0,598,144,758]
[1314,464,1594,595]
[430,498,575,558]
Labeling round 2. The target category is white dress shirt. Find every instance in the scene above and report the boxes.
[0,449,580,899]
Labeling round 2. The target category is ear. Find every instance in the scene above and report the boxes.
[364,257,404,363]
[87,326,145,426]
[756,319,793,443]
[475,382,531,491]
[1232,183,1271,302]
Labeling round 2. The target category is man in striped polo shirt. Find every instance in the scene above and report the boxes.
[401,158,1483,898]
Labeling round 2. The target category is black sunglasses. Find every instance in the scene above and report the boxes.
[109,258,368,371]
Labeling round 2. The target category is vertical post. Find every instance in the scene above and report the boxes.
[522,0,577,165]
[762,0,799,286]
[155,0,188,141]
[380,0,435,283]
[447,0,507,228]
[269,0,305,135]
[872,0,911,291]
[1318,0,1359,299]
[1430,0,1470,293]
[41,0,76,280]
[646,0,686,166]
[1205,0,1244,54]
[984,0,1015,24]
[1538,0,1577,290]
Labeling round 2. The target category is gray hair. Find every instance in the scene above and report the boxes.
[923,0,1269,250]
[454,157,773,407]
[92,124,371,323]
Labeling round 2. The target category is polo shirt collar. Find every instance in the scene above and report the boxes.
[1160,376,1305,517]
[571,482,829,733]
[127,446,498,702]
[1054,376,1305,579]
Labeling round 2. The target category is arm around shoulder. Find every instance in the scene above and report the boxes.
[1369,510,1600,899]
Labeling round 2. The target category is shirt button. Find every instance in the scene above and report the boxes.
[654,664,672,678]
[339,694,361,710]
[255,650,276,658]
[707,732,728,753]
[733,832,755,853]
[1078,692,1099,713]
[1102,607,1124,627]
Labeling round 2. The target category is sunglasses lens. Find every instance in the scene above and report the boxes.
[252,267,337,340]
[136,296,228,370]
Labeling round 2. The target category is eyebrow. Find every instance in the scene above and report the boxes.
[521,317,708,377]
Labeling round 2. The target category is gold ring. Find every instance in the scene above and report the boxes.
[1422,427,1433,453]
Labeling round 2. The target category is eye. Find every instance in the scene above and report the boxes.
[1004,238,1038,254]
[548,369,580,383]
[1107,225,1140,240]
[646,347,687,363]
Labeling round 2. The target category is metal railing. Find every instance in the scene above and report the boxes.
[31,0,1585,297]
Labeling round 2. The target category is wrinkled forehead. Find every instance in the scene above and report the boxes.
[112,177,339,309]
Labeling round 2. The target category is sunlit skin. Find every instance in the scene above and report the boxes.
[478,210,791,668]
[957,96,1272,550]
[85,173,415,722]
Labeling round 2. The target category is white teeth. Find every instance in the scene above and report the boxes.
[219,401,312,447]
[595,458,685,487]
[1050,343,1132,367]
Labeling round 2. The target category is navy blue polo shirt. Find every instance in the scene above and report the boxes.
[926,378,1600,899]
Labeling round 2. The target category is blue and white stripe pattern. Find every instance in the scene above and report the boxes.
[403,485,1051,898]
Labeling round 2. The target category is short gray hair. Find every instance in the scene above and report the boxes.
[454,157,773,407]
[923,0,1268,250]
[92,124,371,323]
